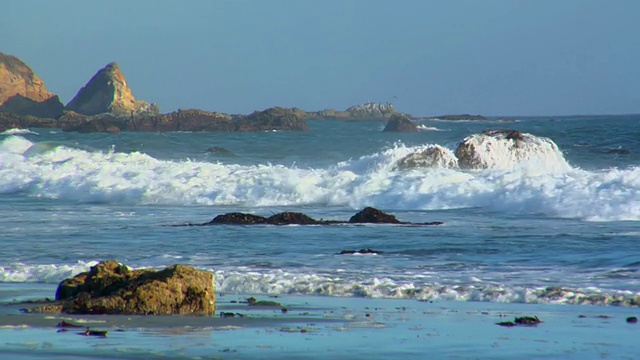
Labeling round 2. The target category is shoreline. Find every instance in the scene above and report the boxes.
[2,293,639,359]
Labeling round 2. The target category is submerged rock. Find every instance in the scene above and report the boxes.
[496,315,542,327]
[207,146,232,153]
[337,249,383,255]
[48,260,216,315]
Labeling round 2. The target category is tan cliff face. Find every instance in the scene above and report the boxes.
[0,52,64,117]
[66,62,158,117]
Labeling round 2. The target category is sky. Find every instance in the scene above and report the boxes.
[2,0,639,116]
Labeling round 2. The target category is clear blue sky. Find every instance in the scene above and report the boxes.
[2,0,639,116]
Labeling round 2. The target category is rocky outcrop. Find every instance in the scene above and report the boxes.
[55,107,308,133]
[0,112,57,132]
[194,207,443,226]
[40,260,216,315]
[348,207,402,224]
[234,107,308,131]
[344,102,396,119]
[394,146,458,170]
[66,62,159,118]
[130,109,234,132]
[0,52,64,118]
[454,129,567,170]
[383,114,418,132]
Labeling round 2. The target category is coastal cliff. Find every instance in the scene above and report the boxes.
[0,52,64,118]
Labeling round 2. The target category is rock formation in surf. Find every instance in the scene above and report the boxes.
[0,52,64,118]
[66,62,159,118]
[196,207,443,226]
[395,145,458,170]
[455,129,568,170]
[31,260,216,315]
[383,113,419,132]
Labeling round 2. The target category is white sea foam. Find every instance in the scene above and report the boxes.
[456,130,571,172]
[1,135,639,221]
[2,263,638,306]
[416,125,444,131]
[0,128,39,136]
[0,261,98,283]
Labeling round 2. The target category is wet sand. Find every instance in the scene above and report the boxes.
[2,291,640,359]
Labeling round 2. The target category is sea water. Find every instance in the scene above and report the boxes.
[1,116,640,357]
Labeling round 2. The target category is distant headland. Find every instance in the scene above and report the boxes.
[0,52,498,133]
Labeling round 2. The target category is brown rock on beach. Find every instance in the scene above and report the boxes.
[46,260,216,315]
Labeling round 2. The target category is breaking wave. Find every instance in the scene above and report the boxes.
[1,134,639,221]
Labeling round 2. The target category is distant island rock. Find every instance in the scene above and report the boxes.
[307,102,399,120]
[0,53,405,133]
[423,114,514,122]
[0,52,64,118]
[426,114,488,121]
[383,113,419,132]
[66,62,159,118]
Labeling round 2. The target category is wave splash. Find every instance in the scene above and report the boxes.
[1,133,639,220]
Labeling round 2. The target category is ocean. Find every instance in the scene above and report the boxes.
[1,115,639,358]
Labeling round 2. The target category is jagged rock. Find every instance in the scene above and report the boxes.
[0,52,64,118]
[49,260,215,315]
[348,207,403,224]
[383,114,418,132]
[395,146,458,170]
[66,62,159,118]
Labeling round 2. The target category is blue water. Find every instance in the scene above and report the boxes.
[1,116,640,305]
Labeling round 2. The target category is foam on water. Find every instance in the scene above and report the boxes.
[0,261,98,283]
[1,135,639,221]
[0,129,39,136]
[2,262,638,306]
